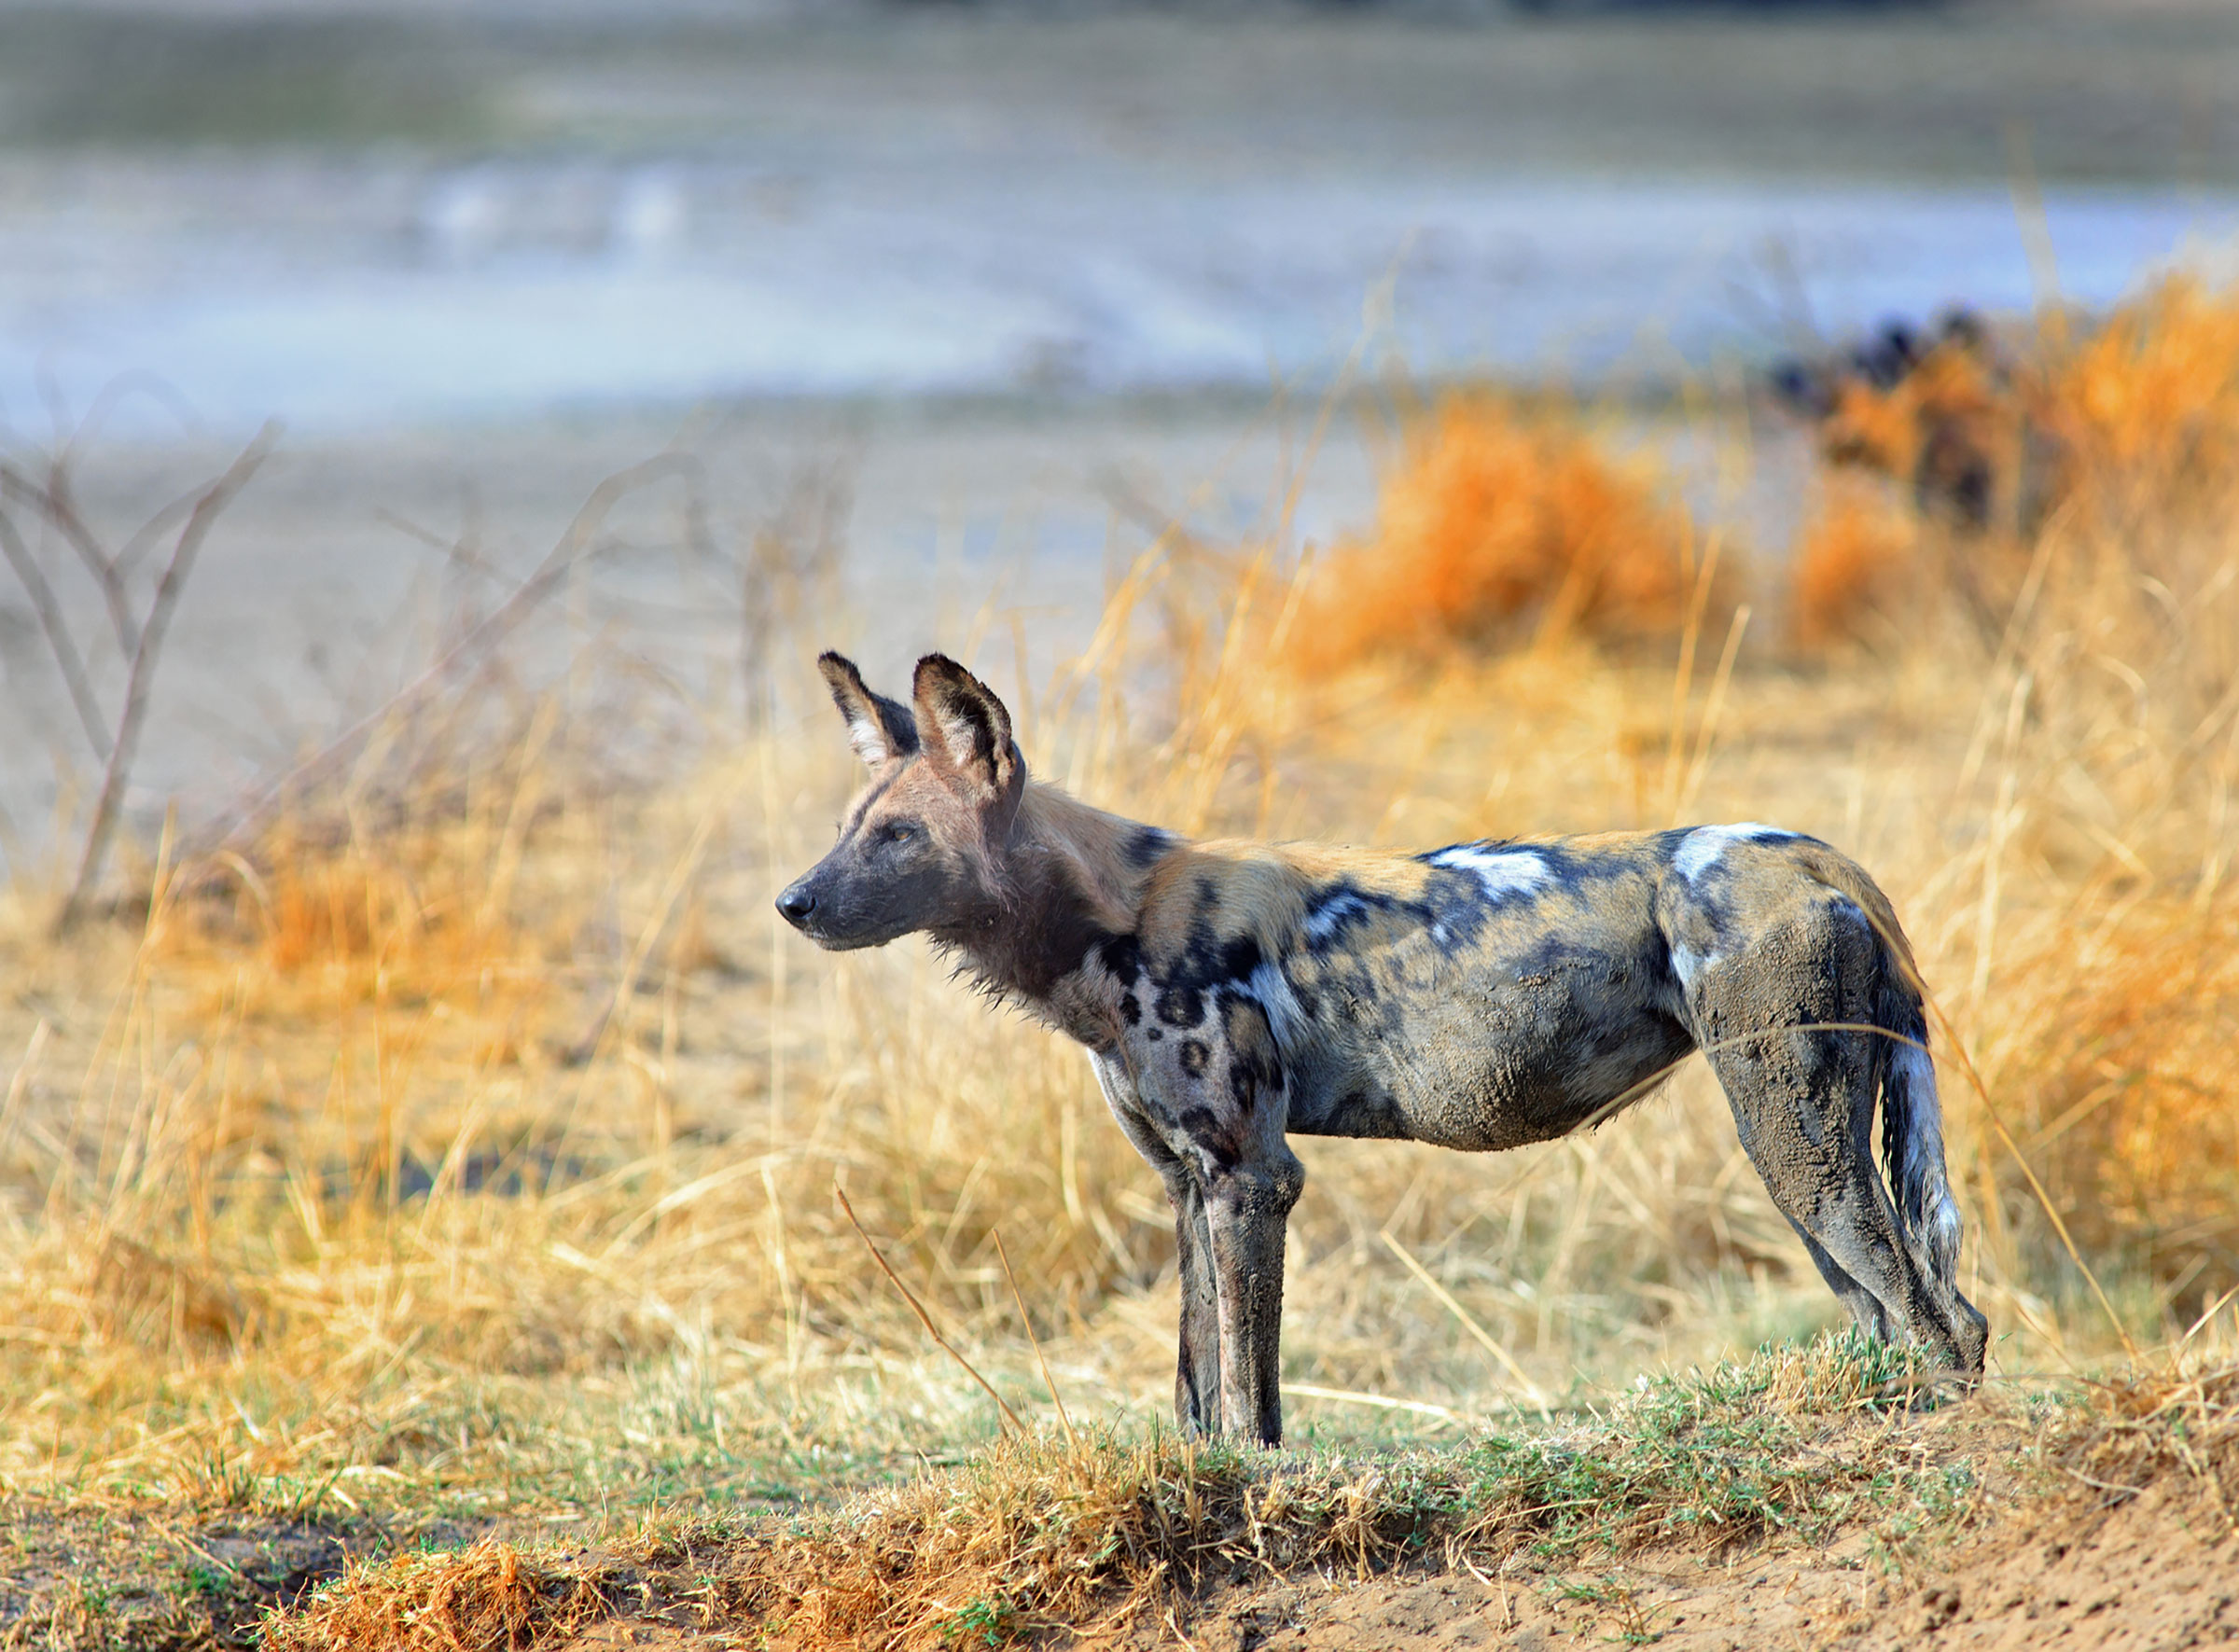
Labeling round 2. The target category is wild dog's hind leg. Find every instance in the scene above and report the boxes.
[1090,1052,1221,1433]
[1686,898,1978,1373]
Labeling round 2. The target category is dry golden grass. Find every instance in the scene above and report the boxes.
[1790,479,1921,650]
[2,273,2238,1649]
[1279,394,1717,674]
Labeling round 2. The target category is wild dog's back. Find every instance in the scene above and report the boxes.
[1123,830,1698,1152]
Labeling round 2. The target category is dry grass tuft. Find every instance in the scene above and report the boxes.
[2052,1359,2239,1534]
[1282,396,1712,674]
[1994,903,2239,1305]
[1789,479,1922,649]
[270,1539,614,1652]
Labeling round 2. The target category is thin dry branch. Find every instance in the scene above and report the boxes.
[0,459,140,655]
[0,500,111,757]
[836,1184,1022,1436]
[55,423,277,933]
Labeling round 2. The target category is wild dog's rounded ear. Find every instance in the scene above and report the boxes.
[818,651,919,769]
[911,654,1024,819]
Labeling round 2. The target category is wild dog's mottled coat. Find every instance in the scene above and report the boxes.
[779,653,1989,1443]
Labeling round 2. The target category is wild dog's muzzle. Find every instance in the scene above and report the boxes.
[775,878,817,929]
[773,866,914,951]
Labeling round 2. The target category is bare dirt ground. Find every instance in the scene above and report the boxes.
[1117,1483,2238,1652]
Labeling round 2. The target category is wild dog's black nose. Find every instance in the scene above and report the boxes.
[775,882,816,927]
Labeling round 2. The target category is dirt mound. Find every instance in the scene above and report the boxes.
[520,1370,2239,1652]
[1055,1475,2234,1652]
[547,1476,2236,1652]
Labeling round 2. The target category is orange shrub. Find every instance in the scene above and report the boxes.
[2052,275,2239,507]
[1789,481,1921,649]
[2000,901,2239,1311]
[1284,396,1704,674]
[157,826,556,1048]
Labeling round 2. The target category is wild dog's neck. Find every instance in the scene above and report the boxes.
[934,780,1178,1015]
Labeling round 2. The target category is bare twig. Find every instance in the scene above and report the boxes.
[835,1184,1022,1436]
[1380,1229,1552,1421]
[0,502,111,757]
[55,423,277,933]
[995,1229,1080,1451]
[0,460,139,654]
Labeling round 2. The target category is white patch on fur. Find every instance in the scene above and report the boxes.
[1670,939,1713,994]
[1304,890,1374,945]
[1246,958,1309,1052]
[1426,844,1555,902]
[933,707,982,768]
[842,712,894,767]
[1674,822,1796,882]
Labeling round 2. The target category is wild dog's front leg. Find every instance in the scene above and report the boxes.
[1203,1142,1304,1444]
[1160,999,1301,1444]
[1089,1052,1221,1432]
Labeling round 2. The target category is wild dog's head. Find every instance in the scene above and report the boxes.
[775,652,1026,950]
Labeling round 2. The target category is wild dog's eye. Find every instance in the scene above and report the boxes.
[883,821,918,845]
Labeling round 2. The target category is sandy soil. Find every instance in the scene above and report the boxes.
[1100,1478,2237,1651]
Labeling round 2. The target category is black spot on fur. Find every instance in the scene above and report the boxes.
[1177,1106,1240,1172]
[1125,826,1176,868]
[1120,993,1142,1027]
[1179,1038,1210,1076]
[1097,934,1143,987]
[1156,985,1203,1027]
[1195,877,1221,912]
[1163,921,1265,998]
[1230,1061,1283,1108]
[1147,1028,1162,1043]
[1217,935,1262,983]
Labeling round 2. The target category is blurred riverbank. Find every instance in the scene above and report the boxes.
[4,5,2239,431]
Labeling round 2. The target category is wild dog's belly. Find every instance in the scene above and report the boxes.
[1280,934,1695,1151]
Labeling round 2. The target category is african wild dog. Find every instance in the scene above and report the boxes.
[1771,309,2065,535]
[778,652,1990,1444]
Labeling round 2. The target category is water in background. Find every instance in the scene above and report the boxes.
[6,157,2237,436]
[3,9,2237,437]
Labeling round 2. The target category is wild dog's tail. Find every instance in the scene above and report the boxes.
[1874,977,1965,1284]
[1801,850,1965,1286]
